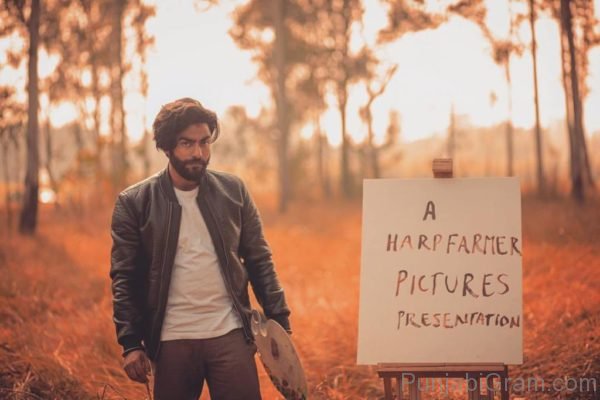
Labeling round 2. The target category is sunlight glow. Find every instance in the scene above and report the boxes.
[39,169,57,204]
[1,0,599,146]
[139,0,270,141]
[48,102,78,127]
[40,188,57,204]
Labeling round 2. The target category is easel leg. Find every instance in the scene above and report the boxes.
[500,382,508,400]
[486,376,495,400]
[500,367,509,400]
[468,378,481,400]
[383,377,393,400]
[395,376,403,400]
[408,379,420,400]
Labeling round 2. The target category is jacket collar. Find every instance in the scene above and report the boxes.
[158,166,209,202]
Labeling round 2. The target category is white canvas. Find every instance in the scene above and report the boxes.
[357,178,523,365]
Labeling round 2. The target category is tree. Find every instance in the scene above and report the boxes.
[217,105,276,182]
[107,0,127,190]
[230,0,295,211]
[133,2,155,179]
[540,0,597,200]
[560,0,585,201]
[0,86,26,232]
[286,0,372,199]
[358,63,398,178]
[76,0,154,188]
[529,0,546,195]
[77,0,113,180]
[231,0,338,208]
[496,37,520,178]
[447,0,524,177]
[38,0,92,201]
[292,64,330,198]
[313,117,332,198]
[323,0,372,198]
[44,0,155,192]
[378,0,444,43]
[537,0,597,200]
[2,0,42,234]
[447,103,457,160]
[2,0,155,229]
[273,0,291,212]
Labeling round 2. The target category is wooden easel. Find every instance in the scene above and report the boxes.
[376,159,510,400]
[377,363,508,400]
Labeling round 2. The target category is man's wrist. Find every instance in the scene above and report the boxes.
[270,314,291,333]
[120,335,144,357]
[122,346,144,358]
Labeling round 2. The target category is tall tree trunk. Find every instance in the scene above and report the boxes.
[364,102,381,179]
[447,103,456,160]
[559,26,575,137]
[578,1,596,189]
[141,131,151,179]
[91,55,104,179]
[11,128,22,193]
[315,117,331,198]
[483,131,492,176]
[274,0,290,213]
[365,108,373,178]
[1,136,12,232]
[529,0,546,195]
[339,0,353,199]
[362,66,397,179]
[557,15,593,193]
[139,94,151,180]
[44,118,58,195]
[580,122,594,188]
[561,0,584,202]
[109,0,127,190]
[141,68,151,178]
[559,14,576,187]
[19,0,41,234]
[71,122,85,214]
[339,87,352,197]
[372,147,381,179]
[505,61,514,177]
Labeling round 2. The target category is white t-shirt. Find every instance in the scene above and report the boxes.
[160,186,242,341]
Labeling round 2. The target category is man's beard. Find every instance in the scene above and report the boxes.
[168,153,209,182]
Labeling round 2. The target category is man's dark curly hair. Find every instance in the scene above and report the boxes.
[152,98,220,152]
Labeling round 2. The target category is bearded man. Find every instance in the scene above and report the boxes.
[109,98,291,400]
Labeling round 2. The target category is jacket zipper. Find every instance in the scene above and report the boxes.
[151,201,174,358]
[205,201,253,341]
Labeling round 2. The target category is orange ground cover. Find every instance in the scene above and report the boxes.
[0,195,598,399]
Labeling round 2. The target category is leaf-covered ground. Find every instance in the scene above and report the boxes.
[0,195,598,399]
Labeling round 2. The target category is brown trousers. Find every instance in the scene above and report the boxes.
[153,329,261,400]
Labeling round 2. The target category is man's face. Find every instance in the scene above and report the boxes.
[167,123,212,182]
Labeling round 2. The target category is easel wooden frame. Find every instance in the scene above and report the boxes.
[375,159,510,400]
[377,363,509,400]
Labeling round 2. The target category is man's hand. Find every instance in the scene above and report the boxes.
[123,349,151,384]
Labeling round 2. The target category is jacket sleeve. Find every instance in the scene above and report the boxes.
[238,182,291,332]
[109,193,145,355]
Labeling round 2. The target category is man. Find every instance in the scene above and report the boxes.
[110,98,291,400]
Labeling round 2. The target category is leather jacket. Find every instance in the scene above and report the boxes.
[109,168,291,360]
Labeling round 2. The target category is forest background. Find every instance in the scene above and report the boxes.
[0,0,599,399]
